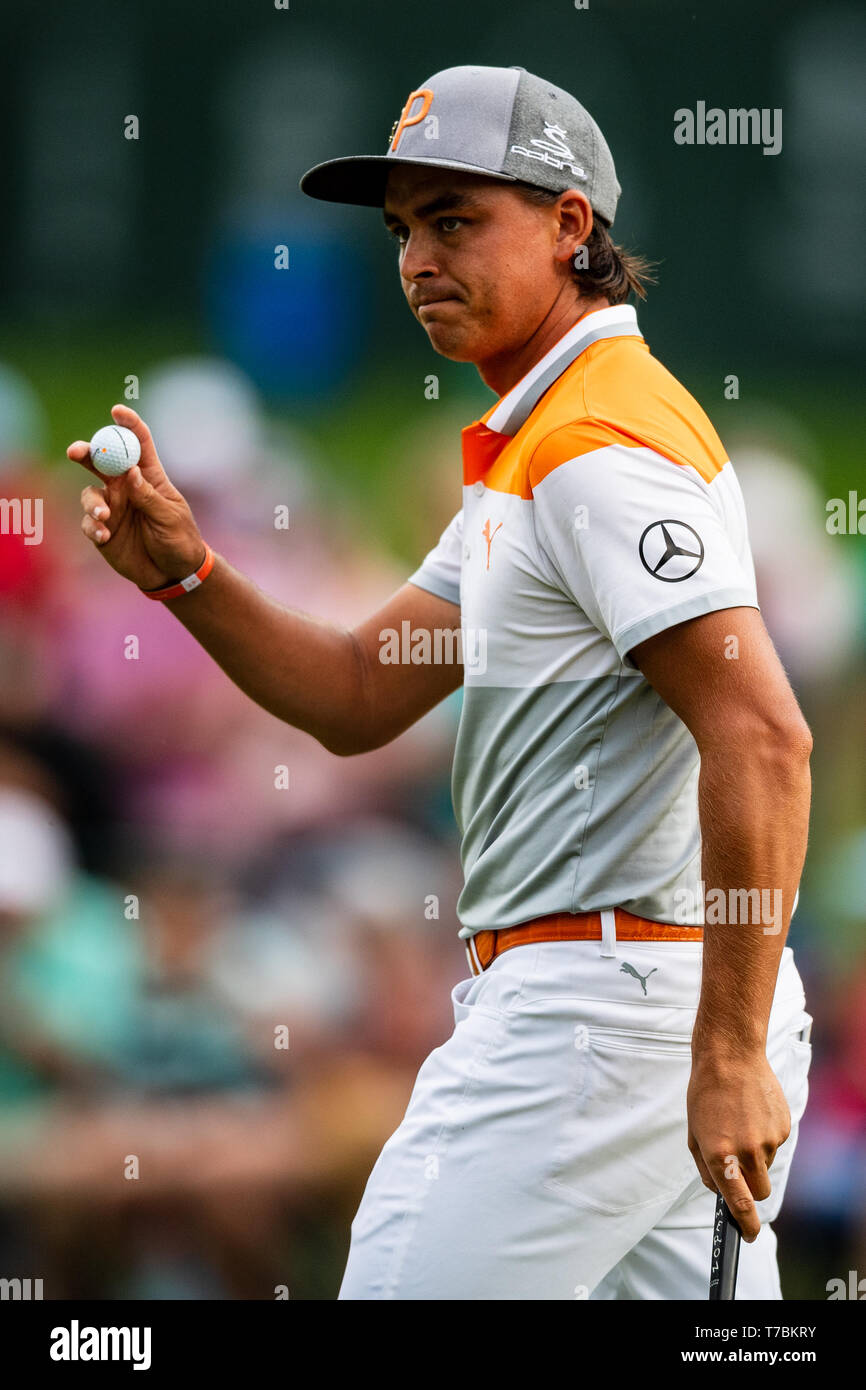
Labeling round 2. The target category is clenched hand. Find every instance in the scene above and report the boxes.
[69,403,206,591]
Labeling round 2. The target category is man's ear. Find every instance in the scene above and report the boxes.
[554,190,593,265]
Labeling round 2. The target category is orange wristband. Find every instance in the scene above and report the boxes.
[140,544,215,601]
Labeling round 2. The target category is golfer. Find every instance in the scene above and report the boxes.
[70,64,813,1300]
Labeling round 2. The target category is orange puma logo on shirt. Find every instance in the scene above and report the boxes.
[482,519,503,570]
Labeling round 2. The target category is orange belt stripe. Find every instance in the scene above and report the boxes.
[466,908,703,975]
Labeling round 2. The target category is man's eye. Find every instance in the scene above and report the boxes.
[386,217,463,246]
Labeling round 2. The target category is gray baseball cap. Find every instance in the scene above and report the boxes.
[299,64,621,226]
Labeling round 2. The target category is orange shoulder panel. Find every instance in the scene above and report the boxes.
[481,440,535,500]
[527,338,728,489]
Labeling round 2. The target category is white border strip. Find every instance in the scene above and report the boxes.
[486,305,639,435]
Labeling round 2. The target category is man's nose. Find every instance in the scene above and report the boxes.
[399,231,440,283]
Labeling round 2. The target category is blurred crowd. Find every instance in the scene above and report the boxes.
[0,358,466,1298]
[0,359,864,1299]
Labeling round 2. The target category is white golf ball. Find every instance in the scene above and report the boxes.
[89,424,141,476]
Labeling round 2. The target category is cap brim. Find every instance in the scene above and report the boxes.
[299,155,520,208]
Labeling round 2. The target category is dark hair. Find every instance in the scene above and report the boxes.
[514,183,657,304]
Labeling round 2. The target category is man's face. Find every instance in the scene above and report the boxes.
[383,166,581,365]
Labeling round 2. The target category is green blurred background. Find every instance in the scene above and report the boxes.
[0,0,863,1300]
[1,0,864,539]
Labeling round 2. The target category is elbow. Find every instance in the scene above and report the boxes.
[788,717,813,764]
[321,734,371,757]
[317,727,367,757]
[308,631,380,756]
[765,710,813,765]
[318,721,385,757]
[700,709,813,768]
[321,718,400,757]
[754,717,813,800]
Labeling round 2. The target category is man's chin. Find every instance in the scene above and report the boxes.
[422,324,478,363]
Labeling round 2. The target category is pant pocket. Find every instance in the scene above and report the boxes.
[451,974,475,1025]
[543,1025,697,1216]
[756,1014,813,1223]
[770,1010,812,1126]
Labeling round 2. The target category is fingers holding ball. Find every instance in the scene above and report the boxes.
[88,424,141,477]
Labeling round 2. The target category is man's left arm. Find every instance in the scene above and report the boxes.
[630,606,812,1243]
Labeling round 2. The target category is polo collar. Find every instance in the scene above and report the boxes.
[462,304,642,485]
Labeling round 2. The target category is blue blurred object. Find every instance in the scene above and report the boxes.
[204,225,367,398]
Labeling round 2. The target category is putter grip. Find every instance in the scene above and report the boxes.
[709,1191,742,1300]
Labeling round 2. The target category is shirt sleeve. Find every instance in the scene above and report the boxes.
[530,433,759,662]
[406,508,463,608]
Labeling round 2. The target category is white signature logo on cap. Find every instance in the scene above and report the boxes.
[511,121,587,179]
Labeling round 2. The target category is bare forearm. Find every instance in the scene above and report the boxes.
[692,732,811,1058]
[631,609,813,1228]
[163,550,366,751]
[71,407,462,754]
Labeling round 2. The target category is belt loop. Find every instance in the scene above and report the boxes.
[600,909,617,958]
[466,936,483,977]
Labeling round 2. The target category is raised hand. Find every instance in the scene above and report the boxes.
[70,404,206,591]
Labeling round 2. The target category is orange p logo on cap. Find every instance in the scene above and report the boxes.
[390,87,434,151]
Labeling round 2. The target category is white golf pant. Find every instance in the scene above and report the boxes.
[339,934,812,1300]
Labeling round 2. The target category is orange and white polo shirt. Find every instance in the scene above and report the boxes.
[408,304,759,939]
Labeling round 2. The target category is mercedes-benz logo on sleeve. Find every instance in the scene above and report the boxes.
[638,519,704,581]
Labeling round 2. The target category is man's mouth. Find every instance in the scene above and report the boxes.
[416,297,462,314]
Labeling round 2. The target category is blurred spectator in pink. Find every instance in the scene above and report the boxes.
[51,358,455,870]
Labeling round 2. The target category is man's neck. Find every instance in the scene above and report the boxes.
[476,293,611,399]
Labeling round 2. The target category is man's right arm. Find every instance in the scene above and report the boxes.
[71,405,462,756]
[164,561,462,755]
